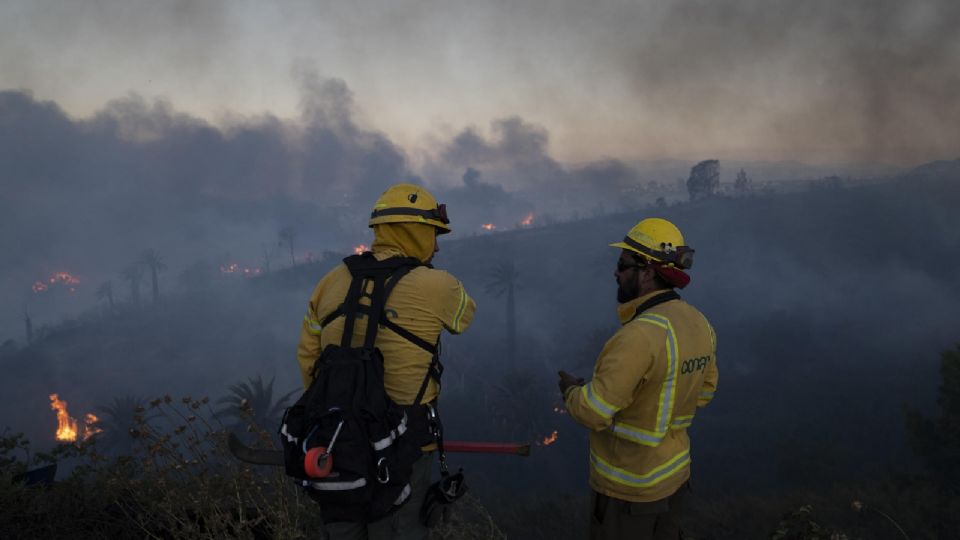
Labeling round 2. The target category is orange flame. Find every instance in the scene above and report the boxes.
[542,430,559,446]
[49,394,101,442]
[354,244,369,255]
[520,213,534,226]
[32,271,80,294]
[481,223,496,231]
[50,394,79,442]
[83,413,102,440]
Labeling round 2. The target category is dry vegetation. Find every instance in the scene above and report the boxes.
[0,397,513,539]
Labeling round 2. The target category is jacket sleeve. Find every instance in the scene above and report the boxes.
[564,327,654,431]
[296,283,325,389]
[436,273,476,335]
[697,323,718,408]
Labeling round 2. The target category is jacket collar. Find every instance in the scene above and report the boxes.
[617,289,674,325]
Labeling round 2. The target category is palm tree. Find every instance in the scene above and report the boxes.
[138,249,167,305]
[96,281,115,312]
[216,375,298,433]
[23,307,32,343]
[278,226,297,267]
[485,260,520,362]
[93,395,157,455]
[120,263,144,307]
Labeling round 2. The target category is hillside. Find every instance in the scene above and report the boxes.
[2,162,959,537]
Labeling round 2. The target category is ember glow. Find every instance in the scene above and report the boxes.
[481,223,496,231]
[49,394,101,442]
[354,244,369,255]
[520,213,534,226]
[542,430,559,446]
[32,271,81,294]
[221,263,262,277]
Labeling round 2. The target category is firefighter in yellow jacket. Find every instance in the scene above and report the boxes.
[297,183,476,540]
[558,218,717,540]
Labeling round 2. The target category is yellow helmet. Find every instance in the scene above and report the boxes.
[610,217,694,269]
[368,183,451,234]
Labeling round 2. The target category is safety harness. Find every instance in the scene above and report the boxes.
[279,253,451,524]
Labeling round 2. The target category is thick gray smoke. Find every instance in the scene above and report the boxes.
[0,75,414,336]
[612,0,960,163]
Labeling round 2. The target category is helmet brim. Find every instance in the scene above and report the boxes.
[370,215,452,234]
[609,242,660,263]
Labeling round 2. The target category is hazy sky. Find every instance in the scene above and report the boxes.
[2,0,959,165]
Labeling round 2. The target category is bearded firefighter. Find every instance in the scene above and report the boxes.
[558,218,718,540]
[296,183,476,539]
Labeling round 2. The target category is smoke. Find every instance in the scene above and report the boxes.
[0,73,416,336]
[614,0,960,163]
[3,1,958,165]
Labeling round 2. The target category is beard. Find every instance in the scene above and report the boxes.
[617,279,639,303]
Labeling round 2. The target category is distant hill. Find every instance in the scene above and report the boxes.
[900,158,960,182]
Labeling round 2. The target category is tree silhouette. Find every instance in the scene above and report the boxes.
[138,249,167,305]
[278,226,297,267]
[120,264,145,307]
[96,281,115,312]
[906,344,960,494]
[687,159,720,201]
[93,395,157,455]
[734,168,753,195]
[486,260,520,362]
[216,375,298,433]
[23,307,32,343]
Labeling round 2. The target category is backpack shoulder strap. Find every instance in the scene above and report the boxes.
[337,254,425,348]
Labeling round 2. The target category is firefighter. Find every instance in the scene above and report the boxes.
[558,218,718,540]
[297,183,476,540]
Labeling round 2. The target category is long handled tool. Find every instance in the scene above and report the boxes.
[227,433,530,466]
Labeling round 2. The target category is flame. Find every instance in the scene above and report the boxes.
[32,271,80,294]
[481,223,496,231]
[354,244,369,255]
[83,413,102,440]
[542,430,559,446]
[50,394,79,442]
[49,394,101,442]
[520,213,534,226]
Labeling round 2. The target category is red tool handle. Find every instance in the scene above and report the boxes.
[444,440,531,456]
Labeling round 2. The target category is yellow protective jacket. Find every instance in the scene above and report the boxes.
[564,289,718,503]
[296,223,476,407]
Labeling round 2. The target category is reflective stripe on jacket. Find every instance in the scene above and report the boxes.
[296,249,476,405]
[565,289,718,502]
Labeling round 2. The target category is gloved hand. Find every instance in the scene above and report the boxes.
[557,370,585,397]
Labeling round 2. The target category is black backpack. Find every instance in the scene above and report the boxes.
[279,253,442,524]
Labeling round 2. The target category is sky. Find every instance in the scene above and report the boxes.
[2,0,959,166]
